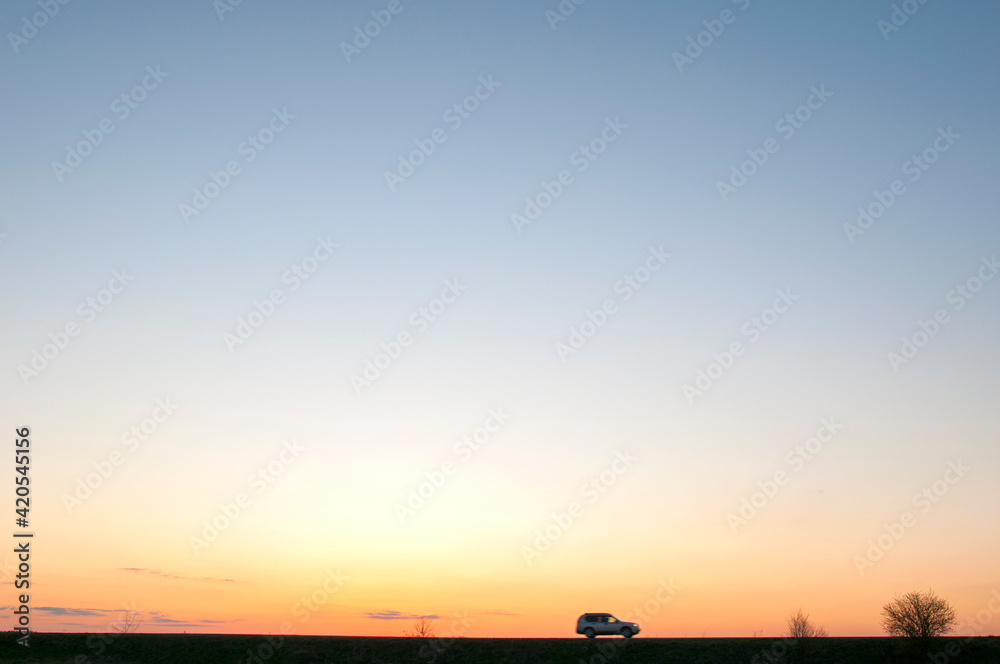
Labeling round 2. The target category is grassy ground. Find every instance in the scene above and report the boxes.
[1,633,998,663]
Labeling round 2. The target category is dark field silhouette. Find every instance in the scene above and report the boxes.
[3,633,999,664]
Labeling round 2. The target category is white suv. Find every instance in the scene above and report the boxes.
[576,613,640,638]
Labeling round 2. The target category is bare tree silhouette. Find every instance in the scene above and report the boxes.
[787,608,828,638]
[881,590,956,638]
[111,608,144,635]
[403,616,435,638]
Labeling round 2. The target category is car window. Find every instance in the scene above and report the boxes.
[607,617,618,623]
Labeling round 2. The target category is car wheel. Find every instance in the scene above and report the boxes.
[621,627,633,638]
[584,628,595,639]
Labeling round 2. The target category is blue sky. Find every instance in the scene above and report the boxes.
[2,0,998,637]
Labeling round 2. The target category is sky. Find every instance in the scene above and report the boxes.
[1,0,999,641]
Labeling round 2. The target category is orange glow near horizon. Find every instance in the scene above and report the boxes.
[22,420,1000,640]
[25,523,1000,638]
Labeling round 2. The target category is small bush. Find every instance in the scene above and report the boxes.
[787,609,828,638]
